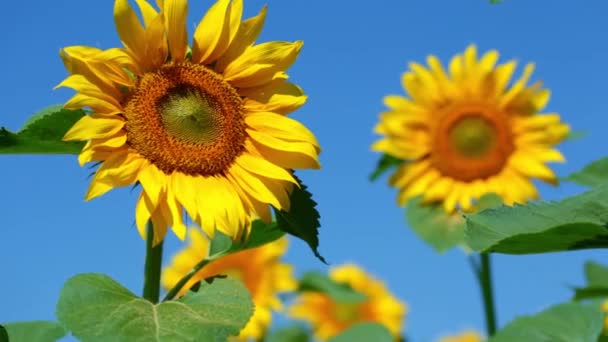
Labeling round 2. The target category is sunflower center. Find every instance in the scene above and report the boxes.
[431,105,514,181]
[124,62,246,176]
[449,116,496,157]
[333,302,361,323]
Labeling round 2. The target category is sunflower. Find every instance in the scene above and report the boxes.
[372,45,568,213]
[289,264,407,341]
[57,0,320,244]
[162,228,296,340]
[439,330,484,342]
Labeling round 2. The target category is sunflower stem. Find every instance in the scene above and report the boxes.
[475,253,497,336]
[143,222,164,303]
[162,257,211,301]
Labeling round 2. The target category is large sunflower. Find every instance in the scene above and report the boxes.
[289,264,407,341]
[57,0,320,244]
[372,45,568,213]
[162,228,296,341]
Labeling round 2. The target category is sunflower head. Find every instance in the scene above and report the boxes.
[289,264,407,341]
[57,0,321,244]
[162,228,296,340]
[372,44,569,213]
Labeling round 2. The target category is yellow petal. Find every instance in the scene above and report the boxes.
[191,0,231,65]
[224,41,303,88]
[134,0,158,27]
[229,163,283,208]
[247,129,320,169]
[509,152,558,184]
[245,112,319,150]
[234,153,297,184]
[59,49,123,99]
[499,63,535,108]
[216,4,265,72]
[64,94,122,116]
[135,192,153,239]
[63,114,125,141]
[85,151,142,200]
[165,0,188,62]
[241,79,306,115]
[114,0,146,61]
[138,163,167,209]
[143,12,168,71]
[166,182,187,240]
[55,75,120,107]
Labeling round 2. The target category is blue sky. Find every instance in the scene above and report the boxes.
[1,0,608,341]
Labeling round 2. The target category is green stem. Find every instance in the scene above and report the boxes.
[162,257,211,301]
[143,222,164,303]
[476,253,497,336]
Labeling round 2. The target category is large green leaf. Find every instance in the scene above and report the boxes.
[274,175,326,263]
[265,326,310,342]
[369,154,403,182]
[0,325,8,342]
[565,157,608,187]
[0,105,85,154]
[2,321,66,342]
[489,302,603,342]
[56,273,252,342]
[298,272,366,303]
[465,185,608,254]
[328,323,393,342]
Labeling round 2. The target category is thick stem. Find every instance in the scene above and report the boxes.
[478,253,497,336]
[162,257,211,301]
[143,222,164,303]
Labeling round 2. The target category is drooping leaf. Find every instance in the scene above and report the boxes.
[298,272,367,303]
[369,154,403,182]
[328,323,393,342]
[465,185,608,254]
[0,105,85,154]
[572,262,608,301]
[405,197,466,252]
[56,273,253,342]
[2,321,66,342]
[565,157,608,188]
[488,302,603,342]
[208,219,285,260]
[274,175,325,263]
[265,325,310,342]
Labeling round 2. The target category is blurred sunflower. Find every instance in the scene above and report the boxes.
[372,44,568,213]
[57,0,320,244]
[602,300,608,333]
[289,264,407,341]
[162,228,296,340]
[439,330,484,342]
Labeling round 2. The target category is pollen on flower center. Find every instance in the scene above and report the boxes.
[333,302,361,323]
[431,104,514,181]
[124,62,246,176]
[449,115,496,157]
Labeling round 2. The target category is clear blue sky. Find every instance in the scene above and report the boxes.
[1,0,607,341]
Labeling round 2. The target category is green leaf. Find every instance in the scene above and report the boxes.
[369,154,403,182]
[573,286,608,301]
[571,262,608,301]
[274,175,325,263]
[465,185,608,254]
[488,302,603,342]
[2,321,66,342]
[208,219,285,260]
[328,323,393,342]
[265,326,310,342]
[586,261,608,286]
[0,325,8,342]
[565,157,608,187]
[405,197,466,252]
[56,273,253,342]
[0,105,85,154]
[298,272,367,303]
